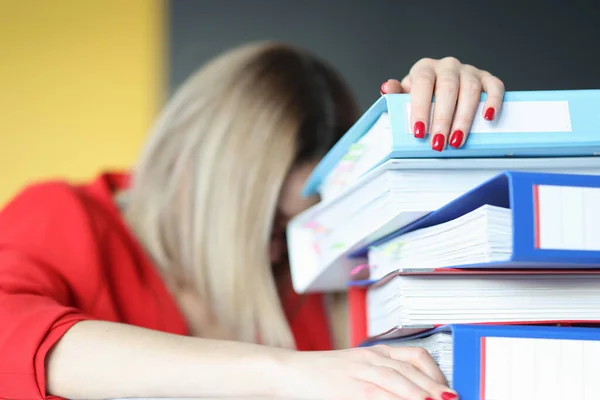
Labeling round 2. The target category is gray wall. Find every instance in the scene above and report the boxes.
[169,0,600,111]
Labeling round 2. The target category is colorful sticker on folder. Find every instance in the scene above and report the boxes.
[383,241,404,256]
[341,143,366,162]
[312,242,321,254]
[303,220,319,229]
[349,143,366,152]
[350,264,370,281]
[335,162,355,172]
[303,220,329,234]
[327,178,349,189]
[341,153,362,162]
[350,264,369,276]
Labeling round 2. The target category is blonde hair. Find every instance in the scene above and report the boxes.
[124,42,359,348]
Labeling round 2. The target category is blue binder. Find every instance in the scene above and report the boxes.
[361,324,600,400]
[350,171,600,268]
[303,89,600,196]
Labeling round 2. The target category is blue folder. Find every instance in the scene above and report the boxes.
[349,171,600,268]
[360,324,600,400]
[303,89,600,197]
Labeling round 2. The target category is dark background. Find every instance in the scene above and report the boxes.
[169,0,600,111]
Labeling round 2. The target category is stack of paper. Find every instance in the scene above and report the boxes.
[385,330,454,385]
[285,90,600,397]
[368,204,513,281]
[322,154,600,204]
[288,158,600,293]
[367,274,600,339]
[363,172,600,339]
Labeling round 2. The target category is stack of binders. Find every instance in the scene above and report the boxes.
[287,89,600,399]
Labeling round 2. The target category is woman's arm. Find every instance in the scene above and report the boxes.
[47,320,458,400]
[47,320,288,399]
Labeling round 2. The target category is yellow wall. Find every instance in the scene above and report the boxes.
[0,0,165,206]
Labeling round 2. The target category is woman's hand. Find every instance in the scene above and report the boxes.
[279,344,457,400]
[381,57,505,152]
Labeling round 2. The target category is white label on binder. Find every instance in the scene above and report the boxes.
[536,185,600,251]
[404,101,572,134]
[483,336,600,400]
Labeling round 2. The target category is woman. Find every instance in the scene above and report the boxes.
[0,42,504,400]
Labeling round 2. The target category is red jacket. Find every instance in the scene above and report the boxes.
[0,173,332,400]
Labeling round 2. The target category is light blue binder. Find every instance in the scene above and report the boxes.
[302,89,600,196]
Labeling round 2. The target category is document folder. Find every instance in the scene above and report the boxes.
[303,89,600,197]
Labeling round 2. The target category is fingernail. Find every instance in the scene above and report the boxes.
[484,107,496,121]
[413,121,425,138]
[380,81,387,95]
[441,392,458,400]
[431,134,445,152]
[449,130,464,149]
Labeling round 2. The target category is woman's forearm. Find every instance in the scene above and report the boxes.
[46,320,288,399]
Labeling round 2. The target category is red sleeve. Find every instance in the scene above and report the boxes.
[0,183,99,400]
[348,285,368,347]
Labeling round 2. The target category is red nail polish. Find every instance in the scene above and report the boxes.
[441,392,458,400]
[449,130,464,148]
[380,82,387,94]
[413,121,425,138]
[425,398,435,400]
[432,134,445,152]
[484,107,496,121]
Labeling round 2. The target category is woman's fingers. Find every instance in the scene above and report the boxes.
[480,71,505,121]
[370,345,459,400]
[391,57,505,151]
[429,57,462,151]
[288,345,455,400]
[406,60,436,140]
[448,65,483,149]
[373,358,457,400]
[381,79,403,95]
[360,365,433,400]
[448,69,505,148]
[400,74,412,93]
[372,345,448,386]
[357,345,459,400]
